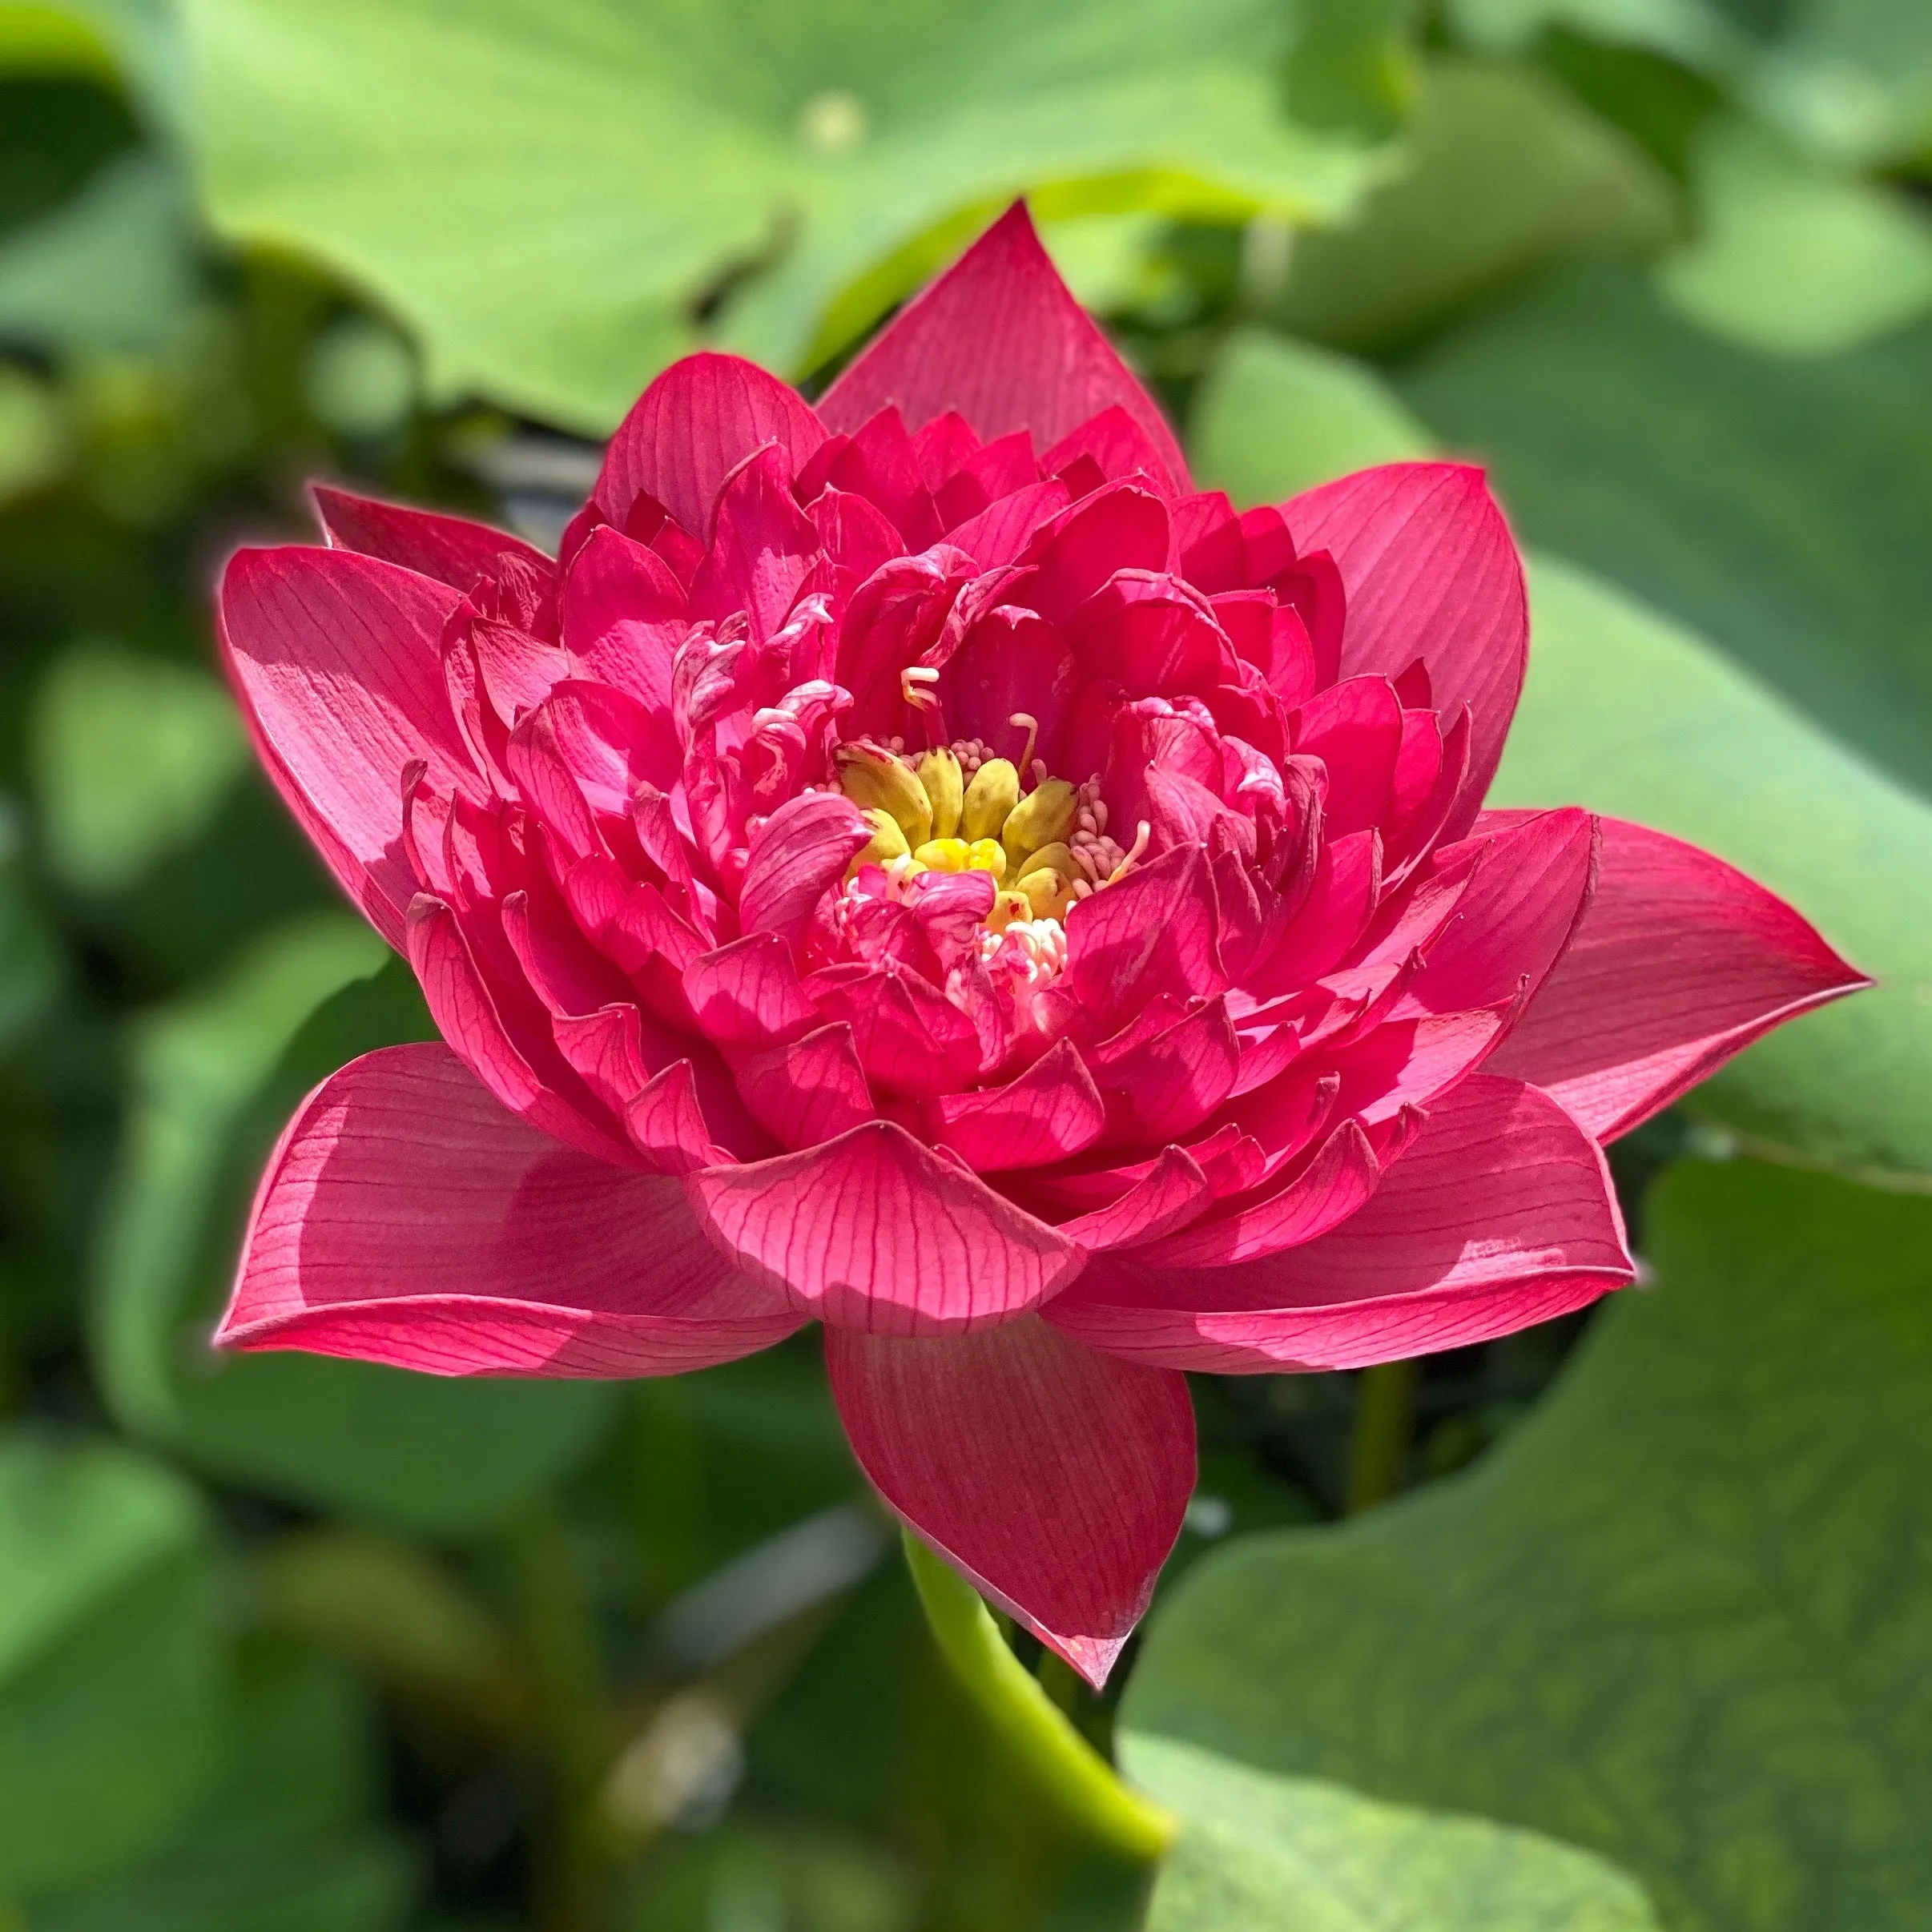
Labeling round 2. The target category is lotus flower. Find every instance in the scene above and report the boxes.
[215,205,1863,1682]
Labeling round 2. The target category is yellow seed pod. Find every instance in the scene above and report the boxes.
[916,748,964,841]
[965,839,1008,880]
[985,890,1032,935]
[912,838,972,872]
[960,757,1020,842]
[1000,778,1078,870]
[835,742,932,847]
[1018,866,1077,922]
[1016,840,1077,883]
[847,807,911,879]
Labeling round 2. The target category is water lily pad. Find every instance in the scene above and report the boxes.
[176,0,1393,429]
[1128,1736,1660,1931]
[1125,1157,1932,1932]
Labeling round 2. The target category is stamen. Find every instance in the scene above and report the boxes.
[900,665,948,747]
[1008,711,1040,779]
[1108,820,1152,883]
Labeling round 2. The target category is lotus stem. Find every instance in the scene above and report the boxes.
[901,1532,1177,1864]
[1347,1356,1419,1513]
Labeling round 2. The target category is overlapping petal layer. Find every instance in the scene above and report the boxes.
[216,203,1866,1678]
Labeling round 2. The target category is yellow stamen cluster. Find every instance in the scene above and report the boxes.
[838,739,1089,920]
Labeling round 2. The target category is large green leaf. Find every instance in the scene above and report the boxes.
[0,1434,223,1900]
[1124,1157,1932,1932]
[1128,1737,1660,1930]
[1257,56,1673,354]
[1189,327,1431,506]
[92,927,618,1536]
[1395,260,1932,801]
[176,0,1391,430]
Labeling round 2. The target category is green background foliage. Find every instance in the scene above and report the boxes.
[3,0,1931,1925]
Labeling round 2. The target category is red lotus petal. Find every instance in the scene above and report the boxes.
[219,546,481,947]
[1065,844,1226,1025]
[1282,464,1526,838]
[1485,815,1869,1139]
[1401,807,1597,1016]
[689,443,819,641]
[594,350,827,537]
[738,791,871,940]
[1132,1118,1380,1267]
[217,1044,799,1375]
[683,933,819,1046]
[933,1040,1105,1169]
[686,1120,1082,1334]
[406,895,635,1167]
[1292,676,1403,836]
[819,203,1188,492]
[1056,1144,1214,1252]
[626,1059,737,1173]
[1049,1075,1630,1371]
[559,525,686,715]
[824,1315,1193,1684]
[1091,995,1241,1142]
[731,1022,876,1149]
[312,483,549,589]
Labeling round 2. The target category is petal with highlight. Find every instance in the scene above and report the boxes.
[219,1044,800,1375]
[826,1315,1193,1685]
[1485,815,1869,1140]
[686,1121,1082,1335]
[820,203,1187,492]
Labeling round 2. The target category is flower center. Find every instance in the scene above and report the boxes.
[832,718,1148,968]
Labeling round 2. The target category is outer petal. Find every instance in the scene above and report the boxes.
[1048,1075,1632,1371]
[685,1120,1082,1335]
[311,483,549,589]
[1484,815,1869,1140]
[219,545,480,947]
[1282,464,1526,835]
[933,1040,1105,1169]
[825,1316,1194,1686]
[217,1044,802,1375]
[819,203,1188,493]
[594,350,828,537]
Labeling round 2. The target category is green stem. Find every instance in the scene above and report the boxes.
[902,1532,1176,1864]
[1346,1357,1418,1514]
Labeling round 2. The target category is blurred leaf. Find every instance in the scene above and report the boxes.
[1189,327,1430,505]
[1125,1157,1932,1931]
[1747,0,1932,167]
[1658,118,1932,352]
[1396,260,1932,802]
[0,1433,223,1900]
[33,1641,416,1932]
[0,2,185,136]
[1126,1736,1659,1930]
[0,151,198,355]
[177,0,1395,430]
[1497,556,1932,1177]
[94,938,620,1536]
[1444,0,1743,69]
[0,795,60,1053]
[1285,0,1422,141]
[30,635,248,896]
[1258,57,1675,354]
[0,363,68,502]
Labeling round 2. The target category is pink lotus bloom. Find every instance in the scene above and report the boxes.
[216,206,1863,1682]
